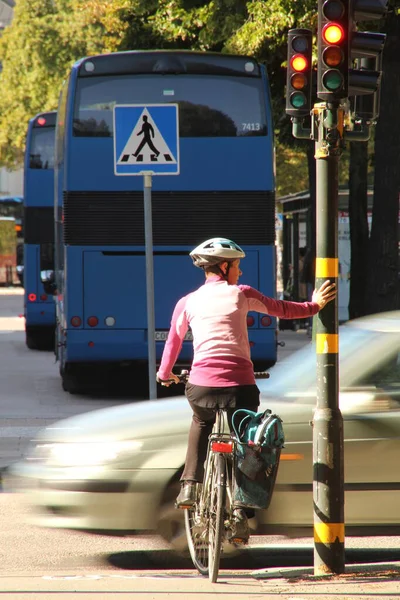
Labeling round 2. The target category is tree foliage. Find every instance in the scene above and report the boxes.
[366,7,400,313]
[0,0,314,185]
[0,0,107,166]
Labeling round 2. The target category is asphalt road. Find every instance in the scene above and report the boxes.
[1,291,400,597]
[1,492,400,597]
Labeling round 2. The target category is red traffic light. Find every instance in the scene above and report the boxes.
[322,23,345,44]
[290,54,308,72]
[286,28,313,117]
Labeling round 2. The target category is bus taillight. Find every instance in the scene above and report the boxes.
[40,294,48,301]
[28,293,37,302]
[261,316,272,327]
[71,316,82,327]
[87,316,99,327]
[247,316,255,327]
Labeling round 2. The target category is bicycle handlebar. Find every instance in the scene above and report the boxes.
[159,370,270,385]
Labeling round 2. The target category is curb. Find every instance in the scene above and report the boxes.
[251,561,400,580]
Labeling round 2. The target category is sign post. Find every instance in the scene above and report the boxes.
[113,103,180,399]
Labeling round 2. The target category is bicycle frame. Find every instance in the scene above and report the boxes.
[185,408,240,582]
[198,409,237,522]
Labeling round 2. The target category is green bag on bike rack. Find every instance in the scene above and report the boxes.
[231,409,285,510]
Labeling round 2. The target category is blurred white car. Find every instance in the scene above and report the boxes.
[6,311,400,548]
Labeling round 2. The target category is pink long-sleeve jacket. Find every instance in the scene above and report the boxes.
[158,275,319,387]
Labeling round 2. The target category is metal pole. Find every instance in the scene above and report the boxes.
[313,103,344,575]
[143,173,157,400]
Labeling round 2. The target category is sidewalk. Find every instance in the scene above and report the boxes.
[1,563,399,598]
[252,562,400,598]
[0,287,23,295]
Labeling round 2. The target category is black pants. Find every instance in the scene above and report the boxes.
[181,384,259,483]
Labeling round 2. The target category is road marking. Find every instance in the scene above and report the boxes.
[0,426,43,437]
[43,574,200,580]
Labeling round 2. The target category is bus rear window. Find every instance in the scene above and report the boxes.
[73,75,268,138]
[29,127,55,169]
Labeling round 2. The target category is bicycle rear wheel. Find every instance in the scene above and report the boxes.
[208,452,226,583]
[184,485,209,576]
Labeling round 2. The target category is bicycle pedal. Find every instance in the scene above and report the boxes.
[175,503,193,510]
[230,537,249,545]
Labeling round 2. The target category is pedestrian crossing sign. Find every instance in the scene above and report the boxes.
[113,104,180,176]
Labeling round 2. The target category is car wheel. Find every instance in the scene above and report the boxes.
[157,480,188,554]
[157,479,245,557]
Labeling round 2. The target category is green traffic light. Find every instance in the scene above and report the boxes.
[290,91,307,108]
[322,69,344,91]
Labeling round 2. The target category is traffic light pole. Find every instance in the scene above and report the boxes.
[287,0,386,578]
[313,102,344,576]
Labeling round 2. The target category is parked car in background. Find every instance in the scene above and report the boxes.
[6,311,400,550]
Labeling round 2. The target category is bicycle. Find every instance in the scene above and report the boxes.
[170,370,271,583]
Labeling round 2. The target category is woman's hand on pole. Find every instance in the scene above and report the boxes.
[312,280,337,309]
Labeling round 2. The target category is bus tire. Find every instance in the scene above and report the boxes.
[26,330,39,350]
[61,366,83,395]
[61,374,80,395]
[26,328,54,351]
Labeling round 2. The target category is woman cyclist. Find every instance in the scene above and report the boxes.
[156,237,336,543]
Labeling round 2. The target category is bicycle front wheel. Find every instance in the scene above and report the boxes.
[208,452,226,583]
[184,486,209,576]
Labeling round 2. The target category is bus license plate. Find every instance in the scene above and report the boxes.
[155,331,193,341]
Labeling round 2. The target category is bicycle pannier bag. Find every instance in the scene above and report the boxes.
[231,409,285,510]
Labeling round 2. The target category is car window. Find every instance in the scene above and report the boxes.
[355,349,400,388]
[260,326,400,403]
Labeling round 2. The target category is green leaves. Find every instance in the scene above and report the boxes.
[0,0,318,192]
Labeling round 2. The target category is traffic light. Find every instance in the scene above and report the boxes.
[352,56,382,121]
[317,0,349,101]
[286,29,313,117]
[349,0,387,115]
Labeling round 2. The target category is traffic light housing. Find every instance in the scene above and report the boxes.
[286,29,313,117]
[352,56,382,121]
[349,0,387,116]
[317,0,349,101]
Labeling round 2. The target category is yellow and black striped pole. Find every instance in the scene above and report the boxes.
[313,103,345,575]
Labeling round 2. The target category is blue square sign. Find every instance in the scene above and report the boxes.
[113,104,180,176]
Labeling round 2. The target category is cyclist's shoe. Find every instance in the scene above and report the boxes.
[175,481,196,509]
[228,508,249,544]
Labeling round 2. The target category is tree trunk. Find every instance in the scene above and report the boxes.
[348,141,369,319]
[366,9,400,314]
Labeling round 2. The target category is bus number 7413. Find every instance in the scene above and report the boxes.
[241,123,261,131]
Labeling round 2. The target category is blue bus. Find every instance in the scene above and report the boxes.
[54,51,276,393]
[23,111,56,350]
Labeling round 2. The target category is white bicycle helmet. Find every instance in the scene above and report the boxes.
[190,237,245,268]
